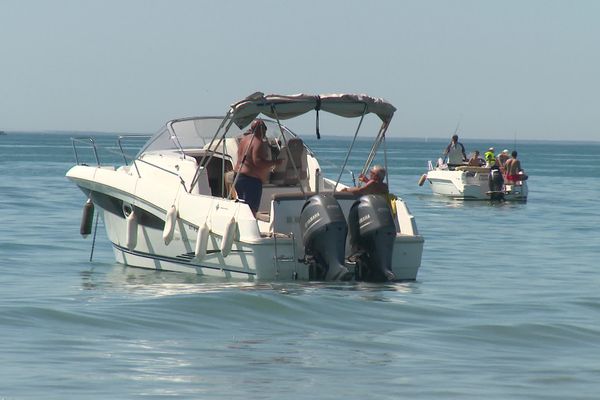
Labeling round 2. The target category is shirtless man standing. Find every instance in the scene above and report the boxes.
[234,119,282,215]
[504,150,522,183]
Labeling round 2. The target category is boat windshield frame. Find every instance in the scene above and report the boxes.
[136,116,303,158]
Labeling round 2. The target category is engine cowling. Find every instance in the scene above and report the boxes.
[348,194,397,282]
[488,167,505,200]
[299,194,352,281]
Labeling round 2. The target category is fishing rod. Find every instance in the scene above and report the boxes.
[453,119,461,136]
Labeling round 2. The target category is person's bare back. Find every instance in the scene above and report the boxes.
[237,134,271,182]
[236,120,281,183]
[505,159,519,175]
[504,150,523,183]
[504,152,521,176]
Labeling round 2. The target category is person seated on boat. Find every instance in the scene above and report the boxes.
[484,147,496,168]
[340,165,389,196]
[467,150,485,166]
[443,134,467,169]
[234,119,283,215]
[497,149,510,168]
[504,150,523,183]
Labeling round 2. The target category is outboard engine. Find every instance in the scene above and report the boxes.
[299,194,352,281]
[488,167,505,201]
[348,195,397,282]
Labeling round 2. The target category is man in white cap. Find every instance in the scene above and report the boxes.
[497,149,510,167]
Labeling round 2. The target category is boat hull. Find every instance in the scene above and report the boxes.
[425,168,528,201]
[67,164,423,281]
[100,202,423,281]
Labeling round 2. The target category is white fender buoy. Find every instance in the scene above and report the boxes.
[80,199,95,237]
[194,223,210,260]
[126,211,137,249]
[418,173,427,186]
[220,217,237,257]
[163,205,177,245]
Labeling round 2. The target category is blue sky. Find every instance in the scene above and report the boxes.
[1,0,599,140]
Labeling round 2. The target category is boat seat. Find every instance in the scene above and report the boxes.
[270,138,307,186]
[256,211,270,222]
[455,166,490,173]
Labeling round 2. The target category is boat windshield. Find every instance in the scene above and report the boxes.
[138,117,234,155]
[137,116,300,156]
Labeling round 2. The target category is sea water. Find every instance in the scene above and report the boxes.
[1,132,599,399]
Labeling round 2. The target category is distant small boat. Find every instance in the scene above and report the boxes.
[420,161,528,201]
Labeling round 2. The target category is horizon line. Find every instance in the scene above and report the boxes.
[3,129,599,144]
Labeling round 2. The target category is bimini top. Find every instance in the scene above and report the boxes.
[229,92,396,129]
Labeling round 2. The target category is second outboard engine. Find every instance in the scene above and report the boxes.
[299,194,352,281]
[488,166,505,201]
[348,195,397,282]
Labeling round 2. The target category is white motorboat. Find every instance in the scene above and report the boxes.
[419,160,528,201]
[67,93,424,282]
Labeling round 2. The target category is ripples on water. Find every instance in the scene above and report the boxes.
[1,134,599,399]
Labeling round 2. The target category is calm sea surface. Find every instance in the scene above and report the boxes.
[1,132,599,399]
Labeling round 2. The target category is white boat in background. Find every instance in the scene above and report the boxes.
[67,93,424,282]
[419,159,528,201]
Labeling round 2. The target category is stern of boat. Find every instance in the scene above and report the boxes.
[390,197,424,280]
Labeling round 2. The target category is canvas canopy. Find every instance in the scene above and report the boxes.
[230,92,396,129]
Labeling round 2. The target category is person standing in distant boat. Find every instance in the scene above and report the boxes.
[234,119,283,215]
[497,149,510,167]
[504,150,523,183]
[444,134,467,168]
